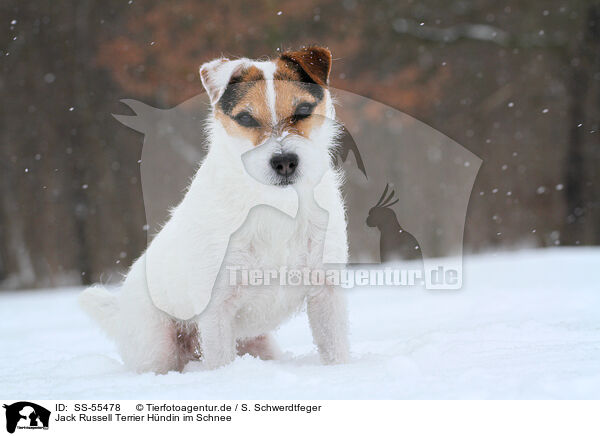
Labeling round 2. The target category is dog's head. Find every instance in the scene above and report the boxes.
[200,46,338,187]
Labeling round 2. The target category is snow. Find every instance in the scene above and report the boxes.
[1,248,599,399]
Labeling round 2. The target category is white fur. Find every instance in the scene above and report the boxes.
[79,57,350,373]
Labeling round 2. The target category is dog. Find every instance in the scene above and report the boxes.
[79,46,350,373]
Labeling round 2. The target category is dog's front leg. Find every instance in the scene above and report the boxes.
[307,286,350,364]
[199,308,237,370]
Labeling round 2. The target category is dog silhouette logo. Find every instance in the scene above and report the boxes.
[112,94,365,320]
[3,402,50,434]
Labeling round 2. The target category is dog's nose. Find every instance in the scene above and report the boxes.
[270,153,298,177]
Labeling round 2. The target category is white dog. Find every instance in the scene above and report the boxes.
[79,46,350,373]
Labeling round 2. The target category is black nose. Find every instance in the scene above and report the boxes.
[270,153,298,177]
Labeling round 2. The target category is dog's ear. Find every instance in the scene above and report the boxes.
[199,58,246,105]
[279,46,332,86]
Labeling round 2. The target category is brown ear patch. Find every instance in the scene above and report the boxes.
[278,46,332,86]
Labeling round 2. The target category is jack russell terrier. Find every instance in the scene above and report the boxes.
[79,46,350,373]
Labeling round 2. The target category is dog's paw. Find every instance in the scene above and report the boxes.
[319,349,351,365]
[237,334,281,360]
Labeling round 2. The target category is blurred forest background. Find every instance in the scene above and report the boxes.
[1,0,599,290]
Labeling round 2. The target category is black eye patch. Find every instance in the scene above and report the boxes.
[233,111,260,128]
[291,102,316,123]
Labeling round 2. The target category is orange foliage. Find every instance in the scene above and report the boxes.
[96,0,448,116]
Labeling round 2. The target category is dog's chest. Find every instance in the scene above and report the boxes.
[229,202,328,269]
[223,203,328,335]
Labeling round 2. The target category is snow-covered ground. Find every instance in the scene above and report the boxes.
[1,248,599,399]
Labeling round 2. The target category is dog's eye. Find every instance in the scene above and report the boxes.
[234,112,260,128]
[292,102,315,122]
